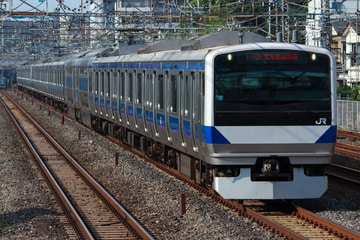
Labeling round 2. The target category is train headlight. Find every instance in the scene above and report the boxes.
[227,54,232,61]
[311,53,316,61]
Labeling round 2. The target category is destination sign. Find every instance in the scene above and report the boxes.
[246,53,298,61]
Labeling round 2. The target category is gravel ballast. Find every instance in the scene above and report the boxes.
[1,91,360,239]
[0,96,69,239]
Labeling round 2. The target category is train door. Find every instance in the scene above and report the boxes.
[125,70,136,129]
[144,71,155,137]
[46,69,50,95]
[88,68,94,112]
[192,71,204,152]
[93,70,100,114]
[181,71,197,152]
[99,70,106,116]
[167,70,181,146]
[65,61,73,104]
[119,70,126,125]
[104,69,111,118]
[73,60,81,109]
[61,67,65,101]
[111,70,119,122]
[135,71,146,134]
[154,71,167,141]
[180,72,190,150]
[80,59,92,111]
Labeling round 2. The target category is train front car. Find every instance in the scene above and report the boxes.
[203,43,337,199]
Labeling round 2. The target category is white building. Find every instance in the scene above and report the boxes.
[306,0,360,85]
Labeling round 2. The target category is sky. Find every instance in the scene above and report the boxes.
[12,0,88,12]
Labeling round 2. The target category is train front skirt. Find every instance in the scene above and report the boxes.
[213,167,327,199]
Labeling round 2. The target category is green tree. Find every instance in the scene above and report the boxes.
[351,85,360,100]
[337,84,352,99]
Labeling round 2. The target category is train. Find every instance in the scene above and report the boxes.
[0,77,8,89]
[16,31,337,199]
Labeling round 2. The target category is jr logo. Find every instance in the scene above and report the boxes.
[315,118,327,125]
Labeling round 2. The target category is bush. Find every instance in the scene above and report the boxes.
[337,84,352,99]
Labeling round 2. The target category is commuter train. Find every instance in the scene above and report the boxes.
[17,31,337,199]
[0,77,8,89]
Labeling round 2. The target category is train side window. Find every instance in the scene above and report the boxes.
[137,73,142,104]
[120,72,125,101]
[157,74,164,110]
[170,74,177,113]
[128,72,133,103]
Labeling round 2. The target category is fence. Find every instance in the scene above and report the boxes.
[337,100,360,131]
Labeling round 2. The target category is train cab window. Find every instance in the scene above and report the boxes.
[137,73,142,104]
[170,74,177,113]
[120,72,125,101]
[128,72,133,103]
[157,74,164,110]
[213,50,331,126]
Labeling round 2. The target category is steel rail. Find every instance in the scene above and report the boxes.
[295,206,360,240]
[3,92,155,240]
[326,163,360,186]
[0,95,95,240]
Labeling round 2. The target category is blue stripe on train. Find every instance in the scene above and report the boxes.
[169,116,180,133]
[136,107,143,121]
[201,126,230,144]
[201,125,337,144]
[316,126,337,143]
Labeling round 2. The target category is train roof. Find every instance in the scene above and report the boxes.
[137,31,270,53]
[22,31,272,67]
[137,39,187,54]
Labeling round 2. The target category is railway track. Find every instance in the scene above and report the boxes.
[7,90,360,240]
[326,163,360,186]
[335,142,360,159]
[147,156,360,240]
[337,129,360,141]
[330,130,360,186]
[243,200,358,240]
[0,92,154,240]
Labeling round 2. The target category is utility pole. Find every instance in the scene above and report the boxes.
[321,0,331,50]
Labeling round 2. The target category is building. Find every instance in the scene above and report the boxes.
[306,0,360,86]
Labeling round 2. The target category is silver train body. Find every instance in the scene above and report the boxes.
[17,32,337,199]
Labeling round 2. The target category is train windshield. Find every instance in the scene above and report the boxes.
[214,50,332,126]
